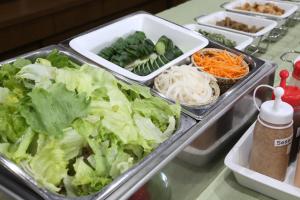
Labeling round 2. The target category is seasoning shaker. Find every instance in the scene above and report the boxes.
[278,70,300,163]
[249,86,294,181]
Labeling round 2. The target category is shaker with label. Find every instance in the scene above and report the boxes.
[249,86,294,181]
[278,70,300,163]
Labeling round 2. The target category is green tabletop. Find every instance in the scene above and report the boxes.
[156,1,300,200]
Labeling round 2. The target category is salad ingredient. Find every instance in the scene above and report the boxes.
[216,17,264,33]
[154,65,220,106]
[0,50,180,196]
[98,31,183,76]
[198,29,236,48]
[99,31,155,67]
[236,2,285,16]
[129,185,150,200]
[20,83,90,136]
[192,49,249,79]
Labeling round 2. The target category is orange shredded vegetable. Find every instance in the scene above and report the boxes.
[192,50,248,79]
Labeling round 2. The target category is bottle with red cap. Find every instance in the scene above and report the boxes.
[289,59,300,88]
[278,70,300,162]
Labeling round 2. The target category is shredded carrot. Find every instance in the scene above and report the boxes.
[192,50,248,79]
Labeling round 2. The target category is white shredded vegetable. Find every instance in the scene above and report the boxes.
[154,65,220,106]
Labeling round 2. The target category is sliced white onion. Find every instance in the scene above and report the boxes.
[154,65,220,106]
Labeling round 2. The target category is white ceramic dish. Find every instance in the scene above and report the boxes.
[223,0,298,20]
[225,123,300,200]
[69,13,209,82]
[184,24,253,50]
[275,0,300,9]
[195,11,278,38]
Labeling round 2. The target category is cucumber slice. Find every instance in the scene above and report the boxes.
[164,51,176,61]
[153,59,160,70]
[156,57,164,67]
[160,55,169,64]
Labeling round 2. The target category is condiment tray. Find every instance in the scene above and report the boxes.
[225,123,300,200]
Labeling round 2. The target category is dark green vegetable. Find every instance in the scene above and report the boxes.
[98,31,155,67]
[99,32,183,76]
[198,29,237,48]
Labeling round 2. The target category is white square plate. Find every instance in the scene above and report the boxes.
[223,0,298,20]
[184,24,253,50]
[69,13,209,82]
[196,11,278,38]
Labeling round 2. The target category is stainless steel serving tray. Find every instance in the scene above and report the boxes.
[60,11,267,120]
[150,41,266,120]
[0,45,197,200]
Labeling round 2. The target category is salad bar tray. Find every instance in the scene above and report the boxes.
[59,14,277,199]
[0,45,196,200]
[0,11,278,200]
[61,11,268,120]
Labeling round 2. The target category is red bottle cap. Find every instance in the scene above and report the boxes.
[277,70,300,108]
[292,61,300,80]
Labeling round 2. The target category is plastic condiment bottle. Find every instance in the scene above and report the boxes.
[289,61,300,87]
[278,70,300,163]
[249,86,294,181]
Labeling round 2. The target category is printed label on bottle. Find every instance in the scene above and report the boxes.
[274,135,293,147]
[297,128,300,138]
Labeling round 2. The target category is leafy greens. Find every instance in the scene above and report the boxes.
[0,50,180,196]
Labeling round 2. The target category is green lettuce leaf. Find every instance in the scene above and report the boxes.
[21,83,90,136]
[0,59,32,98]
[12,128,35,162]
[0,103,28,143]
[17,64,56,89]
[59,128,85,160]
[24,139,68,192]
[46,49,79,69]
[132,97,180,131]
[71,156,111,196]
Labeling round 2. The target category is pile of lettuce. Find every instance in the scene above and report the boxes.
[0,50,180,196]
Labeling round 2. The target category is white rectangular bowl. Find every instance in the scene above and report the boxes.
[69,13,209,82]
[275,0,300,9]
[184,24,253,50]
[225,123,300,200]
[196,11,278,38]
[223,0,298,20]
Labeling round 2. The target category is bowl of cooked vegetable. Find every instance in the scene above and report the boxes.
[192,48,250,92]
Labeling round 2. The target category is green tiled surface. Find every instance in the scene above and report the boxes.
[156,1,300,199]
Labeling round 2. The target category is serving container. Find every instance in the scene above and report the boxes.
[195,11,278,53]
[151,41,268,120]
[221,0,298,20]
[221,0,298,37]
[0,45,197,200]
[68,12,208,83]
[0,10,277,199]
[225,123,300,200]
[195,11,278,38]
[184,24,254,51]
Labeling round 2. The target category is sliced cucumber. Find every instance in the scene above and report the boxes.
[156,57,164,67]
